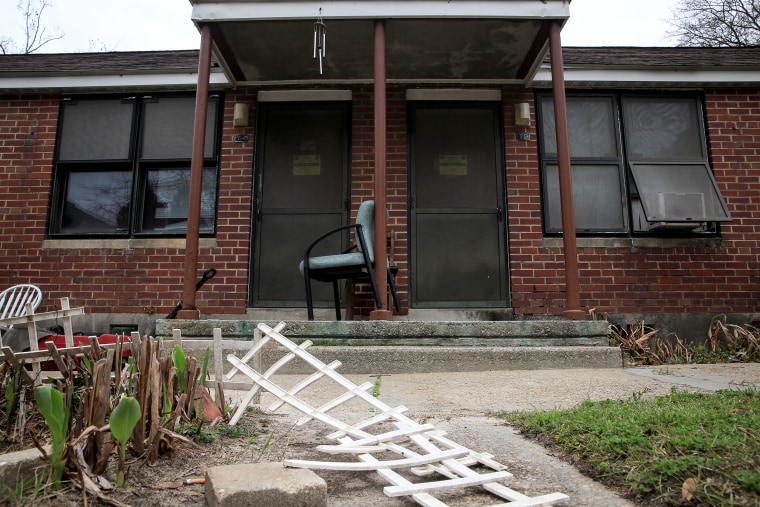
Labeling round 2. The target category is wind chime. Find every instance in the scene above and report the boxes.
[313,9,326,74]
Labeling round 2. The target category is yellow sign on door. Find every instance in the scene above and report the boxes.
[439,154,467,175]
[293,154,321,175]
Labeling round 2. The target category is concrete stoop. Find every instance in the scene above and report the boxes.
[278,345,622,373]
[156,319,611,347]
[156,319,621,372]
[205,463,326,507]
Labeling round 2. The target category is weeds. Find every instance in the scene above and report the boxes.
[607,314,760,366]
[372,375,382,398]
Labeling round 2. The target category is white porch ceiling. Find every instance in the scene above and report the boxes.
[189,0,571,85]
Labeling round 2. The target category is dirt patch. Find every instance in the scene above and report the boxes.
[5,409,421,507]
[5,412,304,507]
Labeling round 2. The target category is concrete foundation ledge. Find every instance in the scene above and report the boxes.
[156,319,610,346]
[205,462,326,507]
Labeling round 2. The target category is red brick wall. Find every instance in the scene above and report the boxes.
[0,91,255,317]
[508,89,760,317]
[349,85,410,316]
[2,87,759,320]
[502,89,563,315]
[210,89,257,314]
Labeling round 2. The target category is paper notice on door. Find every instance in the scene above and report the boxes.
[439,154,467,175]
[293,154,321,175]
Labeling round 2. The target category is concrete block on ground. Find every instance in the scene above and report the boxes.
[0,447,48,497]
[205,462,326,507]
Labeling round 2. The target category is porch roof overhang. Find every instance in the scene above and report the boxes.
[189,0,571,86]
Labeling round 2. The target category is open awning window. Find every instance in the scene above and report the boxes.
[623,95,731,224]
[629,162,732,223]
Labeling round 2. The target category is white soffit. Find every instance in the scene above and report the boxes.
[532,66,760,86]
[0,72,230,91]
[406,89,502,101]
[258,89,352,101]
[191,0,571,21]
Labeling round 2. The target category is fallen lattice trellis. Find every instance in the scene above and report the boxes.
[225,321,570,507]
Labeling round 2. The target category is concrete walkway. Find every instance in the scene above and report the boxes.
[224,362,760,506]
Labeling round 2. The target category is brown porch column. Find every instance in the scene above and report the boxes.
[370,19,392,320]
[549,21,584,320]
[177,23,212,320]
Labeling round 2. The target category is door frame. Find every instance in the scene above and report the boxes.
[407,100,509,308]
[249,101,351,308]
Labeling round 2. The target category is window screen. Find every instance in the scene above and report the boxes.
[140,96,218,160]
[58,99,134,161]
[622,97,704,160]
[541,96,618,158]
[545,164,626,232]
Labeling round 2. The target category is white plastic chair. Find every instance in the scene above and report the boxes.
[0,284,43,336]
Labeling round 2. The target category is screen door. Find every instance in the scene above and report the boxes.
[409,103,508,307]
[250,103,349,307]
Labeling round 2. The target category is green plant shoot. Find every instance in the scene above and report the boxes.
[173,345,186,393]
[199,348,210,391]
[34,385,68,490]
[81,354,92,374]
[110,396,141,488]
[4,365,21,427]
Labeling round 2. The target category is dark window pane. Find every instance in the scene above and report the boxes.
[58,100,134,161]
[541,96,618,158]
[140,167,217,233]
[59,171,132,233]
[629,163,731,222]
[140,97,218,159]
[623,97,704,160]
[545,164,626,232]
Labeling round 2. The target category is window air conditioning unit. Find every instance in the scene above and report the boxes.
[647,192,705,231]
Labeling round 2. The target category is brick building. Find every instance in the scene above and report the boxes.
[1,1,759,339]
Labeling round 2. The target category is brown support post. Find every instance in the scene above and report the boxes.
[549,21,585,321]
[370,19,392,321]
[176,23,212,320]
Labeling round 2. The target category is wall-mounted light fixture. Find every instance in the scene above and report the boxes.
[233,102,249,127]
[514,102,531,127]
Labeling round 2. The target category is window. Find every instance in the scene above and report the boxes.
[538,92,731,235]
[50,94,221,237]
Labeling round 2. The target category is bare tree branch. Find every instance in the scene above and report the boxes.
[0,37,12,55]
[1,0,64,54]
[19,0,64,53]
[668,0,760,46]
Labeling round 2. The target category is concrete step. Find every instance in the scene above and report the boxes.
[155,319,621,372]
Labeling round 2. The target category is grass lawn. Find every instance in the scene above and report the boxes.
[497,388,760,506]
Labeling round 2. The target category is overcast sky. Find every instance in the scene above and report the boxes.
[0,0,679,54]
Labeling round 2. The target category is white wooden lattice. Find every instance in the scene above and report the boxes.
[0,297,85,384]
[227,321,570,507]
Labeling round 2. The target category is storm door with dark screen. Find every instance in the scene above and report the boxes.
[251,103,349,307]
[409,103,508,307]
